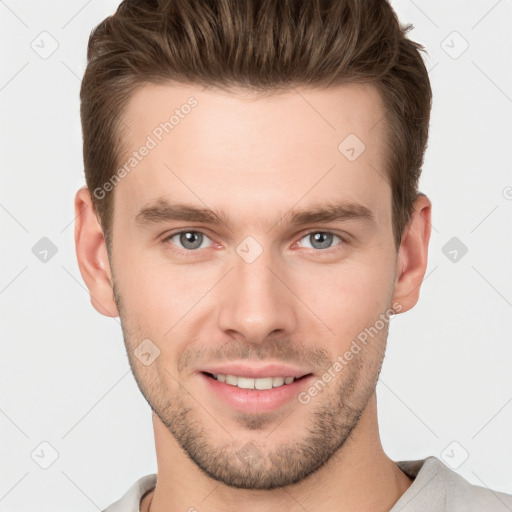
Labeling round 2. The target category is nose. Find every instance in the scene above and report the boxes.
[216,244,298,344]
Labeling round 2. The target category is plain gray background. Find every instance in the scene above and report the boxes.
[1,1,511,510]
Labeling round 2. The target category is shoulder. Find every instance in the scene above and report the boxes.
[102,474,157,512]
[392,457,512,512]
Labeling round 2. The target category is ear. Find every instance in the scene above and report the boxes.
[74,186,119,317]
[392,193,432,314]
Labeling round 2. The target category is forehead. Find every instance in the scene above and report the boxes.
[113,82,390,231]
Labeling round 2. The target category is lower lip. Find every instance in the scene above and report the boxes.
[200,372,314,414]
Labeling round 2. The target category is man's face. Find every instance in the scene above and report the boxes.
[108,82,399,489]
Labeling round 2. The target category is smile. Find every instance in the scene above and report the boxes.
[206,372,304,390]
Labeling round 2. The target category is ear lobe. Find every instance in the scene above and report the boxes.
[392,194,432,314]
[74,186,119,318]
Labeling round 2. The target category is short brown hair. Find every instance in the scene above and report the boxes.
[80,0,432,252]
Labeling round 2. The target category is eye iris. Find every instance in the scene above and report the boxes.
[180,231,203,250]
[176,232,335,250]
[310,232,333,249]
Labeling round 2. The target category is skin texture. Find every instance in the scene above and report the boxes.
[74,82,431,512]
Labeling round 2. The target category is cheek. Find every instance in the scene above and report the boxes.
[119,258,218,338]
[299,260,394,343]
[115,244,181,304]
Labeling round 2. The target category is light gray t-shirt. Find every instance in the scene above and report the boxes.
[102,456,512,511]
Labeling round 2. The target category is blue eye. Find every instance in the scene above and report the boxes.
[167,230,212,251]
[164,229,344,254]
[298,231,343,250]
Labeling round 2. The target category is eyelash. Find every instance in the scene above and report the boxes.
[162,229,346,255]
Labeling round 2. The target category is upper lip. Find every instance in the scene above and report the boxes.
[200,363,313,379]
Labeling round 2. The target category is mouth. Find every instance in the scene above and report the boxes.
[201,371,312,390]
[199,371,315,414]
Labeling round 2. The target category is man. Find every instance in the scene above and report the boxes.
[74,0,511,510]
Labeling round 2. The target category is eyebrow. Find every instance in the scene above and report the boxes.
[134,198,375,229]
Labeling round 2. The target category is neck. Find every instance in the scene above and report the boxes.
[142,393,413,512]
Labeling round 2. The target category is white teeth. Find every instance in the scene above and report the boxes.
[212,374,298,389]
[237,376,257,389]
[225,375,238,386]
[272,377,284,387]
[255,377,274,390]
